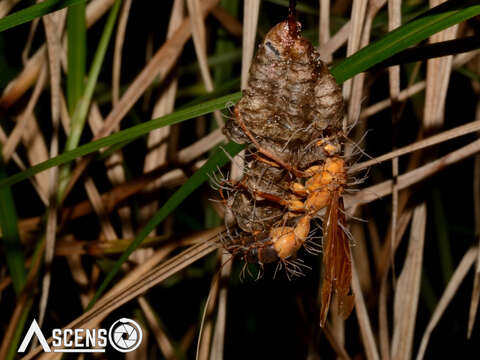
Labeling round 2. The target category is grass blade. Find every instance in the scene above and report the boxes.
[6,300,33,360]
[65,0,121,151]
[58,0,121,196]
[0,149,26,295]
[416,247,477,360]
[0,0,85,33]
[66,0,86,114]
[87,141,244,308]
[3,0,479,194]
[331,0,480,84]
[0,92,242,190]
[392,203,426,360]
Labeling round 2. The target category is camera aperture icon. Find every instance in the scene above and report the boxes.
[108,318,143,353]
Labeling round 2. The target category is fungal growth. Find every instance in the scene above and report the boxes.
[217,6,354,326]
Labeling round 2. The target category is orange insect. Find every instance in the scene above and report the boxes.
[219,1,354,326]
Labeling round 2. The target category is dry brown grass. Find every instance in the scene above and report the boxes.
[0,0,479,359]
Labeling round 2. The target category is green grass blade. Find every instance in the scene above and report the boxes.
[4,0,479,191]
[457,67,480,82]
[66,1,86,114]
[64,0,121,152]
[5,236,45,359]
[58,0,121,196]
[97,78,241,162]
[87,141,244,308]
[331,0,480,84]
[0,0,85,33]
[6,300,33,360]
[0,92,241,189]
[0,149,26,295]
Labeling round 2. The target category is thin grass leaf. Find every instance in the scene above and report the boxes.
[375,36,480,68]
[4,1,479,190]
[331,0,480,84]
[3,236,44,359]
[0,149,26,295]
[179,48,242,76]
[0,92,242,190]
[416,247,478,360]
[112,0,133,105]
[87,141,244,308]
[66,0,86,114]
[457,67,480,82]
[469,154,480,338]
[97,77,240,162]
[187,0,215,92]
[392,203,426,360]
[137,296,177,359]
[0,0,85,33]
[22,231,221,359]
[6,300,32,360]
[352,258,380,360]
[241,0,260,89]
[58,0,121,196]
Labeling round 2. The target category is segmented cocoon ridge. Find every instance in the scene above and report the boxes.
[220,16,347,275]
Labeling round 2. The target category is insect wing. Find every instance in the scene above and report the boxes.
[320,192,354,326]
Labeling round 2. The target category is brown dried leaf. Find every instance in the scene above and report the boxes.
[63,0,220,201]
[212,5,242,38]
[210,253,232,360]
[138,296,177,360]
[351,257,380,360]
[423,0,458,132]
[416,247,478,360]
[38,9,63,331]
[468,93,480,338]
[21,230,221,360]
[2,66,47,161]
[318,0,331,63]
[141,0,184,229]
[112,0,133,105]
[241,0,260,89]
[0,0,115,110]
[391,203,426,360]
[0,0,21,18]
[348,136,480,209]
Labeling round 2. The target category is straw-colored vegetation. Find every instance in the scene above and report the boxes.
[0,0,479,359]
